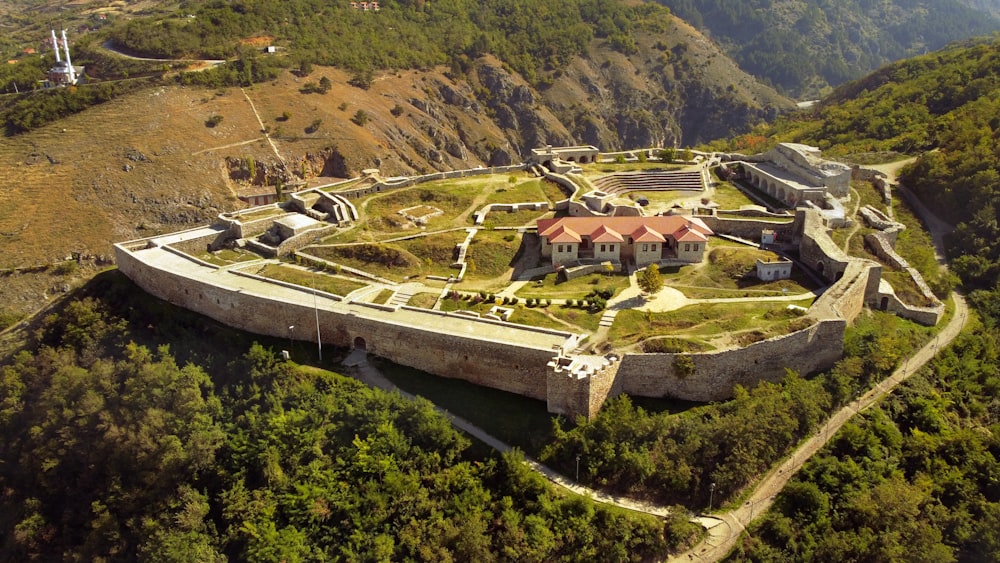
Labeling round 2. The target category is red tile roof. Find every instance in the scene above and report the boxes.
[590,224,624,243]
[547,224,582,243]
[538,215,711,243]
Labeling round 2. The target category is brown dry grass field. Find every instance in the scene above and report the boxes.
[0,63,515,318]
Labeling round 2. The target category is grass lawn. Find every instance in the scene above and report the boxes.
[617,190,699,210]
[302,230,466,282]
[360,181,481,236]
[540,178,573,203]
[608,299,815,349]
[371,288,394,304]
[663,246,819,298]
[407,292,439,308]
[233,207,283,222]
[441,298,588,332]
[710,179,758,210]
[462,230,523,283]
[373,358,559,455]
[546,305,603,332]
[256,264,368,296]
[195,247,262,266]
[484,178,549,205]
[482,208,551,227]
[516,272,631,300]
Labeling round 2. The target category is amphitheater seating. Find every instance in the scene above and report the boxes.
[592,171,704,195]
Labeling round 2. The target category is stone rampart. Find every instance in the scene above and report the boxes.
[700,216,797,242]
[115,245,571,403]
[615,319,846,401]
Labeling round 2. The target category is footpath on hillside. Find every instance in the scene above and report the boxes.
[341,348,671,518]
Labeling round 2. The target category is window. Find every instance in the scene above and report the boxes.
[600,244,606,253]
[684,243,690,252]
[641,244,648,252]
[557,245,563,253]
[651,244,657,252]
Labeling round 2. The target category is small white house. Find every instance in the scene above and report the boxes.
[756,257,793,281]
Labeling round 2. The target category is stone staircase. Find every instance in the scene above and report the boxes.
[388,286,417,307]
[598,309,618,328]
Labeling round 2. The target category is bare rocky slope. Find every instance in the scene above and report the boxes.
[0,14,790,320]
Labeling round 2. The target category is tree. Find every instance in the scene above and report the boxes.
[318,76,332,94]
[637,264,663,295]
[351,110,370,126]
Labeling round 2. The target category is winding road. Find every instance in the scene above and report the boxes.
[668,167,966,561]
[332,158,966,562]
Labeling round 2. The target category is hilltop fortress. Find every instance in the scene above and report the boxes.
[115,144,944,418]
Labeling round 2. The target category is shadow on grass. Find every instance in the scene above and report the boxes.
[373,357,562,456]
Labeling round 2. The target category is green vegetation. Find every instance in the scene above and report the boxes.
[732,323,1000,562]
[663,245,817,298]
[362,184,478,235]
[544,310,933,507]
[657,0,1000,98]
[107,0,671,86]
[0,272,680,560]
[516,272,630,301]
[370,288,394,304]
[301,234,462,282]
[461,230,521,283]
[257,263,367,296]
[608,300,814,350]
[637,264,663,294]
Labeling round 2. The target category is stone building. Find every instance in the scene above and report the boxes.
[740,143,851,207]
[537,216,713,267]
[756,257,793,281]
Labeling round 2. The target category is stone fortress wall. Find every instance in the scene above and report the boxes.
[115,240,570,404]
[114,148,943,419]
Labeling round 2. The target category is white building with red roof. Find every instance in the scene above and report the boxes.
[537,215,713,267]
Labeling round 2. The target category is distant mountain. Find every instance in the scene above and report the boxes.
[957,0,1000,17]
[653,0,1000,98]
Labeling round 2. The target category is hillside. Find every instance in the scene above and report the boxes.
[0,4,792,321]
[655,0,1000,98]
[722,35,1000,563]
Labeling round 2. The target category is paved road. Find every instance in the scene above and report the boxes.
[669,172,966,561]
[668,292,968,562]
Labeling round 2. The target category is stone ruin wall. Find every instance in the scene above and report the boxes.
[613,319,847,401]
[699,215,799,242]
[115,245,555,403]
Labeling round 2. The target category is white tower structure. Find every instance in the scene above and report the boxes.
[61,30,76,84]
[51,29,61,63]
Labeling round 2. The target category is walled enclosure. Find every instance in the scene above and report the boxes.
[114,151,936,418]
[115,238,579,405]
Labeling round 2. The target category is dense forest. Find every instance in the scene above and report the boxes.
[654,0,1000,98]
[0,272,695,561]
[724,37,1000,562]
[106,0,670,86]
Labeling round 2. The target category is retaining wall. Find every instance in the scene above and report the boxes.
[615,319,846,401]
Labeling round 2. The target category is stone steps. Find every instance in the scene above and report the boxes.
[388,288,415,307]
[599,309,618,327]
